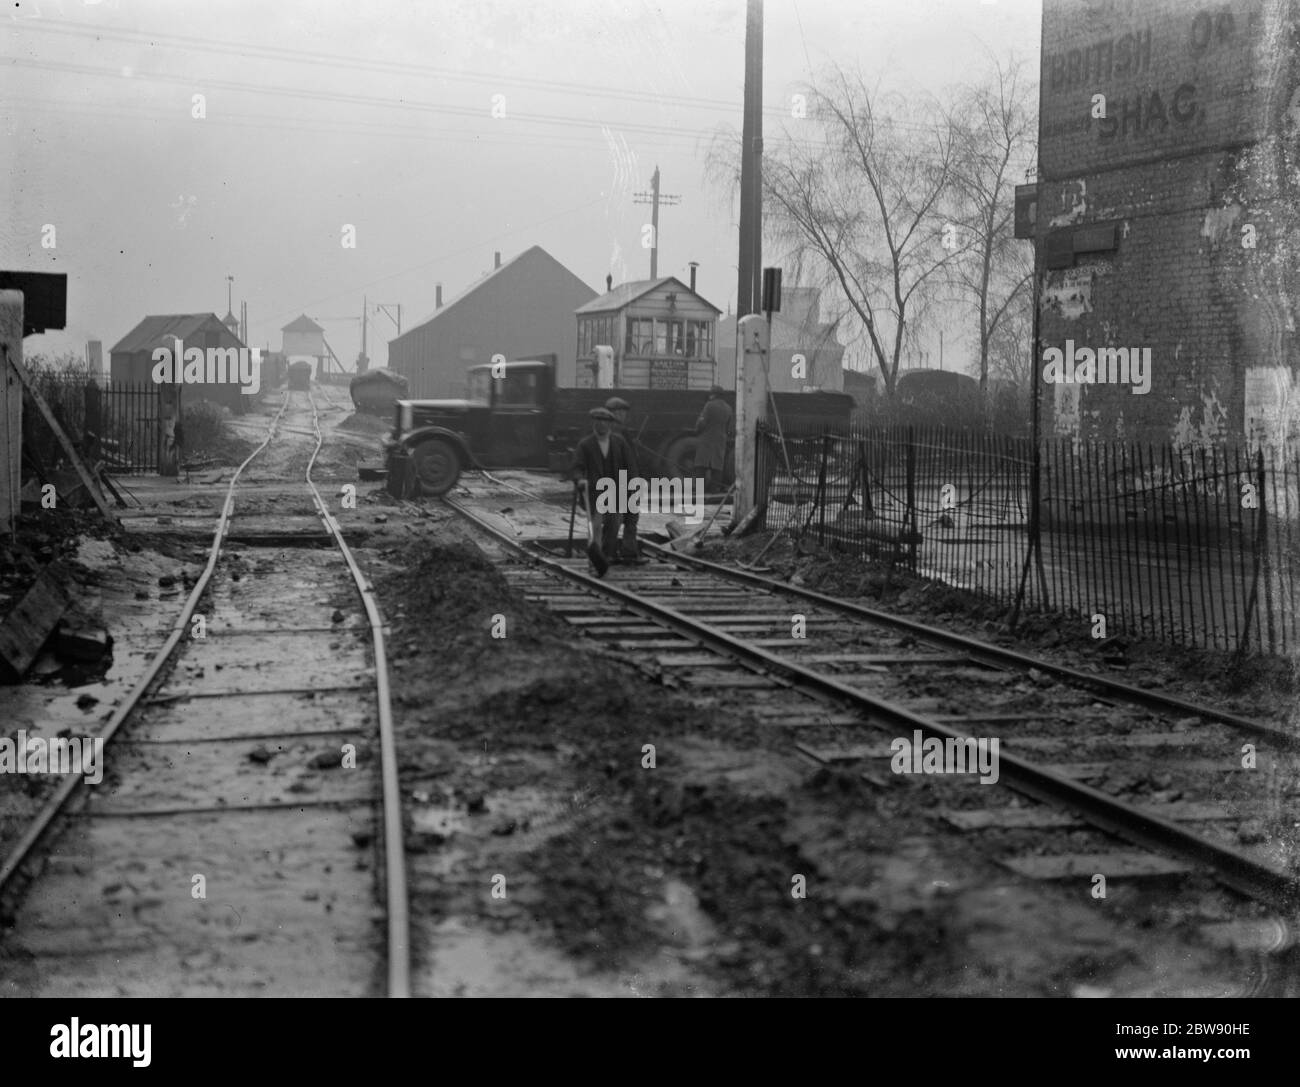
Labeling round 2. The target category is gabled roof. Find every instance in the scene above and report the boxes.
[575,276,721,316]
[109,313,234,354]
[282,314,324,333]
[396,246,597,342]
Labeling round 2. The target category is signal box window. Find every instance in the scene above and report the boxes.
[627,318,654,356]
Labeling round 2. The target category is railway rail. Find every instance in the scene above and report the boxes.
[442,487,1300,918]
[0,387,410,997]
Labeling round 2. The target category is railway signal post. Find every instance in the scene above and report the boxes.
[732,313,769,526]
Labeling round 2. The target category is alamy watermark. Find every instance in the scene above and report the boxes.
[151,345,262,395]
[0,731,104,784]
[890,730,1000,784]
[593,471,706,524]
[1042,340,1151,395]
[50,1018,150,1067]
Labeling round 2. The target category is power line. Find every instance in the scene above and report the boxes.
[4,55,744,143]
[0,94,710,153]
[5,17,902,128]
[8,18,753,115]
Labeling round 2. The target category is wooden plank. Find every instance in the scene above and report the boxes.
[612,640,701,652]
[1135,801,1268,822]
[794,742,895,763]
[1041,762,1111,780]
[945,808,1084,831]
[678,673,778,688]
[1001,852,1193,880]
[6,352,116,521]
[0,563,71,681]
[804,653,972,665]
[935,713,1037,725]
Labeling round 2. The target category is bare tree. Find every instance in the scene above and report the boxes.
[945,54,1037,404]
[985,286,1034,390]
[710,65,964,397]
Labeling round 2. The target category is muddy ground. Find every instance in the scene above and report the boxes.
[366,510,1296,997]
[3,387,1297,996]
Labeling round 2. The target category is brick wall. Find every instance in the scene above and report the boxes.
[1037,0,1300,447]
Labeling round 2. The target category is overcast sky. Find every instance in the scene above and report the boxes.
[3,0,1042,374]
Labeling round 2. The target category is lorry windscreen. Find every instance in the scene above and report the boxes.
[467,369,491,403]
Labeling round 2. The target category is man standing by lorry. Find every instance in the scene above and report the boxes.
[570,406,631,577]
[694,385,732,496]
[605,396,647,564]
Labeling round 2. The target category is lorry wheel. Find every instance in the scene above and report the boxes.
[663,436,700,481]
[412,438,461,496]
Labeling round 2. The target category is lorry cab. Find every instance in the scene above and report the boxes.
[388,360,556,495]
[467,361,554,468]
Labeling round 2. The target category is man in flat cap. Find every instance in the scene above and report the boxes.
[570,406,632,576]
[605,396,647,563]
[694,385,732,496]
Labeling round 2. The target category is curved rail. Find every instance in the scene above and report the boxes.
[442,492,1300,915]
[2,386,412,998]
[0,393,293,892]
[640,541,1297,749]
[305,388,410,998]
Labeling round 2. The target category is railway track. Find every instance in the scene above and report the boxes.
[0,387,410,997]
[443,488,1300,922]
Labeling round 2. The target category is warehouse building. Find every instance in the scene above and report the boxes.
[388,246,596,398]
[109,312,249,413]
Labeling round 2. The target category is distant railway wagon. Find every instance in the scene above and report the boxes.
[350,368,409,415]
[385,358,854,496]
[287,360,313,390]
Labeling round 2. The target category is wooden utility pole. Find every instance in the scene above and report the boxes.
[731,0,764,527]
[633,166,681,280]
[736,0,763,319]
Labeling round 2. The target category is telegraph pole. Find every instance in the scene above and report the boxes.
[732,0,765,529]
[357,295,369,373]
[633,166,680,280]
[736,0,763,318]
[376,303,401,337]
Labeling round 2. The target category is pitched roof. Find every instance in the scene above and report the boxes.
[575,276,721,315]
[109,313,234,354]
[282,314,324,332]
[396,246,597,340]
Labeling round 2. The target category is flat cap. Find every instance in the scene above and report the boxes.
[604,397,631,412]
[589,406,616,421]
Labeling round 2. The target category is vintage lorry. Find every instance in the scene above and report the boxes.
[384,358,854,496]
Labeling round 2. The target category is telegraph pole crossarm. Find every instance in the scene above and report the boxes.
[633,165,681,280]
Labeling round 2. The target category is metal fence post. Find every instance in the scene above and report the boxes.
[816,432,829,546]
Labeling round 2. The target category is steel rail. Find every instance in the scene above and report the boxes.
[0,393,293,893]
[640,541,1298,750]
[444,494,1300,914]
[306,389,411,999]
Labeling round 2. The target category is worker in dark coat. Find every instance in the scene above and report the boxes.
[570,407,632,576]
[694,385,732,495]
[605,396,647,563]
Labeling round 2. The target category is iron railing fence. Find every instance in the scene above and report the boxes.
[756,421,1299,658]
[22,374,160,474]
